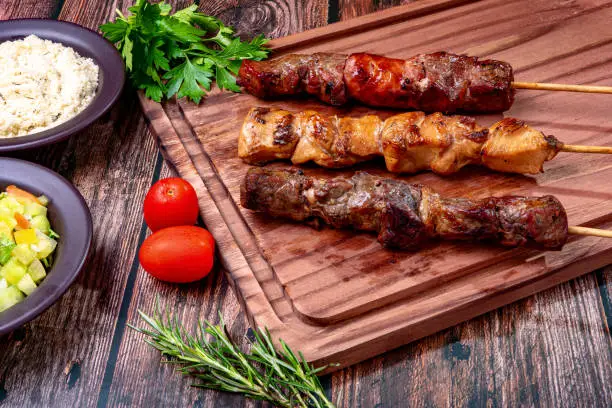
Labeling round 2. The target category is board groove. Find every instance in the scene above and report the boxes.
[164,99,299,323]
[140,0,612,372]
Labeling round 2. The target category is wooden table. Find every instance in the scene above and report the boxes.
[0,0,610,406]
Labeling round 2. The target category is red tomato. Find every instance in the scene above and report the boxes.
[139,226,215,283]
[144,178,199,231]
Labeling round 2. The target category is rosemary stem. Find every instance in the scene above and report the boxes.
[131,307,335,408]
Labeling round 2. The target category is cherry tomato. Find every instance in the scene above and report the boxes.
[144,178,199,231]
[139,226,215,283]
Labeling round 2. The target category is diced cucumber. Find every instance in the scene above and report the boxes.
[0,222,12,241]
[27,259,46,283]
[16,274,37,296]
[0,286,24,312]
[0,285,24,310]
[1,258,27,285]
[11,244,36,265]
[30,215,50,233]
[0,196,24,212]
[0,212,17,230]
[24,202,47,218]
[0,186,54,312]
[37,195,49,206]
[32,230,56,259]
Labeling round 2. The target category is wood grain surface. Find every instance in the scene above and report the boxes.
[339,0,406,20]
[0,1,610,407]
[142,0,612,377]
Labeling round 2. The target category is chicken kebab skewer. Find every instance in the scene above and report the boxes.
[237,52,612,113]
[239,107,612,176]
[241,168,612,251]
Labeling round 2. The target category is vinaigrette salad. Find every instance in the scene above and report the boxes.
[0,186,58,312]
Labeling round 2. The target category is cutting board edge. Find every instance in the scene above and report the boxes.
[267,245,612,373]
[139,89,612,373]
[266,0,476,52]
[138,0,612,371]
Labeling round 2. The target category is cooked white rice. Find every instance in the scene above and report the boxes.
[0,35,99,138]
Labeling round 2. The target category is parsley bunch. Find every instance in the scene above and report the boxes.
[100,0,270,103]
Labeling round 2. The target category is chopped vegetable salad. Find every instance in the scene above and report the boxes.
[0,185,58,312]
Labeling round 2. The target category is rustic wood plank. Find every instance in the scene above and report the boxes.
[1,1,610,407]
[331,272,612,407]
[0,0,62,20]
[199,0,329,39]
[339,0,406,20]
[268,0,473,53]
[0,100,161,407]
[600,265,612,329]
[0,1,169,406]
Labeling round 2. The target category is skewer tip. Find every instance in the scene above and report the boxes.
[568,226,612,239]
[512,81,612,94]
[560,144,612,154]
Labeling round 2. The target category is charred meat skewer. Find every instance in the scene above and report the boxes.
[237,52,515,113]
[239,107,564,175]
[241,168,568,251]
[238,52,612,113]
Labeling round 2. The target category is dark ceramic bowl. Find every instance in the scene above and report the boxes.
[0,158,93,335]
[0,19,125,152]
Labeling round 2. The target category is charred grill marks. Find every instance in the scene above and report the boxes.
[241,168,568,250]
[238,51,515,113]
[239,107,563,175]
[273,115,294,145]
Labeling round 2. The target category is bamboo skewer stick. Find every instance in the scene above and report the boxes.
[568,226,612,239]
[512,82,612,94]
[561,145,612,154]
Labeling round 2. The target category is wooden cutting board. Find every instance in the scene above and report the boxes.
[140,0,612,372]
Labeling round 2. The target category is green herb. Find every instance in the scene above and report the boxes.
[131,306,336,408]
[47,228,60,240]
[0,236,16,265]
[100,0,270,103]
[41,255,52,269]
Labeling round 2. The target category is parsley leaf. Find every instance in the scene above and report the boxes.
[215,65,240,92]
[164,58,212,103]
[0,236,15,266]
[100,1,270,103]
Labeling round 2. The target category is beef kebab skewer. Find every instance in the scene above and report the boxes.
[237,52,612,113]
[239,107,612,176]
[241,168,612,251]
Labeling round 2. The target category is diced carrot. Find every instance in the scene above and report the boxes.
[14,212,30,229]
[6,185,40,204]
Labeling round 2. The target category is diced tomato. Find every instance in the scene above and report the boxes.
[6,186,40,204]
[14,213,30,229]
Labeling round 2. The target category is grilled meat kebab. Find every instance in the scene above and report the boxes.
[237,52,514,113]
[241,168,568,250]
[239,107,562,175]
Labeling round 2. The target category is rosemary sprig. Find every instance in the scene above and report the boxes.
[130,307,336,407]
